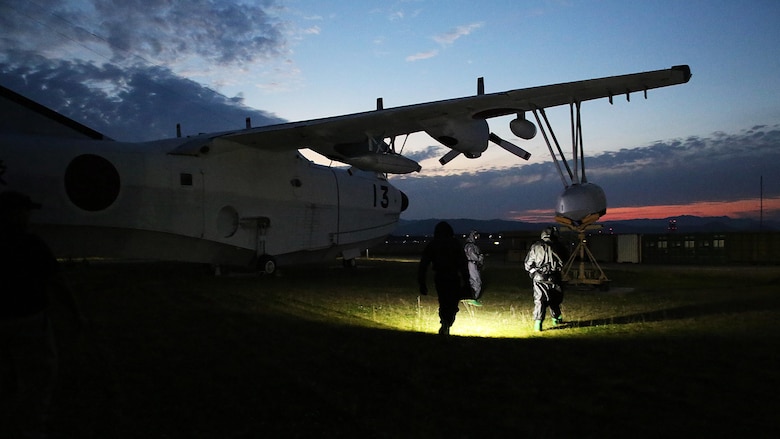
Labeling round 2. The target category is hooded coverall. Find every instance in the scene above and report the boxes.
[418,222,470,334]
[464,231,484,300]
[524,238,564,327]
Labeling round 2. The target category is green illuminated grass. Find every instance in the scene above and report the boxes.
[5,258,777,438]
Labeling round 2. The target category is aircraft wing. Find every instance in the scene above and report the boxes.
[170,65,691,173]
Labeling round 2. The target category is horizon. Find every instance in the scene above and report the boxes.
[394,213,779,236]
[399,212,774,224]
[502,196,779,223]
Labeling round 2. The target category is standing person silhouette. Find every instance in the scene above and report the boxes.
[523,226,565,332]
[417,221,470,336]
[0,191,85,438]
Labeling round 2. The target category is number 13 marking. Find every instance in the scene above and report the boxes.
[373,184,389,208]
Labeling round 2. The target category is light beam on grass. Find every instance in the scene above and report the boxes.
[365,296,534,338]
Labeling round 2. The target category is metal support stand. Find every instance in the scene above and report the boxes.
[560,223,610,291]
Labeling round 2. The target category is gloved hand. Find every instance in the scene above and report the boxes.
[419,285,428,295]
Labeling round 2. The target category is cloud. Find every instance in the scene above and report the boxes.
[406,50,439,62]
[0,0,288,68]
[0,0,293,140]
[392,127,780,221]
[587,129,780,207]
[404,145,445,163]
[303,26,321,35]
[432,22,484,46]
[389,10,404,21]
[0,56,283,141]
[406,21,483,62]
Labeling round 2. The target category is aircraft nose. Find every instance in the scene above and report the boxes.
[400,191,409,212]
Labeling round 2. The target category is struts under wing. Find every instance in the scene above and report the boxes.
[170,66,691,174]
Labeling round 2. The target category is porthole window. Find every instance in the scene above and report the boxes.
[64,154,120,211]
[216,205,239,238]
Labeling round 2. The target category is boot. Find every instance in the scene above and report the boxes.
[438,325,450,336]
[533,320,542,332]
[552,316,564,326]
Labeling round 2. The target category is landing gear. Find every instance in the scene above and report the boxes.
[257,256,277,275]
[245,216,276,275]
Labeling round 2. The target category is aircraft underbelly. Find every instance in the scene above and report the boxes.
[35,224,255,266]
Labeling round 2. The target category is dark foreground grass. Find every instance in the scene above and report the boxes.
[3,258,779,438]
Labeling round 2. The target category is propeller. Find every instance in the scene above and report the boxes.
[489,133,531,160]
[438,149,461,165]
[438,132,532,165]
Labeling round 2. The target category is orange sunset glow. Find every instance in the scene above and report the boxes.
[511,197,780,223]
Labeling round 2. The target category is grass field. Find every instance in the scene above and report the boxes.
[3,257,779,438]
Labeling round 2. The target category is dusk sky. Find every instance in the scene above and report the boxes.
[1,0,779,223]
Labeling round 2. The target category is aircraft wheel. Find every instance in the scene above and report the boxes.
[343,258,357,269]
[258,256,277,275]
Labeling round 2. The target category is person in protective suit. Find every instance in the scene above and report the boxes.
[523,226,565,332]
[418,221,470,336]
[464,230,484,301]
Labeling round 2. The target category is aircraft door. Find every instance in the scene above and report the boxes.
[170,166,205,238]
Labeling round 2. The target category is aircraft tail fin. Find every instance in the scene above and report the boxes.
[0,84,111,140]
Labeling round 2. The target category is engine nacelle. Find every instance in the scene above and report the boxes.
[421,118,489,158]
[556,182,607,225]
[509,116,537,140]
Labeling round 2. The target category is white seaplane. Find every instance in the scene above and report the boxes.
[0,65,691,273]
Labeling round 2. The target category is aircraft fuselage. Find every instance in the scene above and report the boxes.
[1,133,407,269]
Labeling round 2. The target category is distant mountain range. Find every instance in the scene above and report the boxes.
[392,215,779,236]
